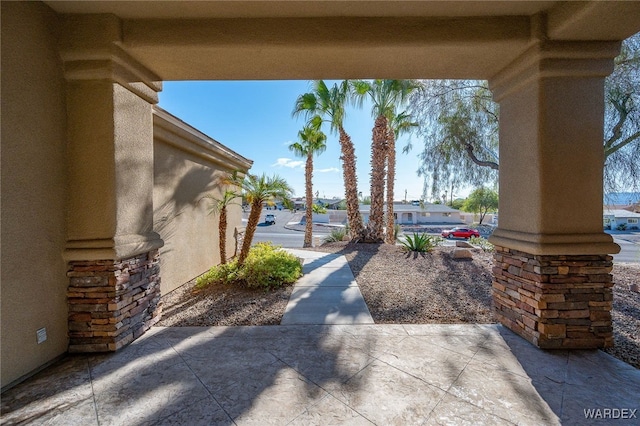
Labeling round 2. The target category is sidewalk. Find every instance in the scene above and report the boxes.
[282,249,374,325]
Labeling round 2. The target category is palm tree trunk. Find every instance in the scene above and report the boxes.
[304,153,314,248]
[385,126,396,244]
[219,206,227,264]
[338,127,364,239]
[367,115,387,242]
[239,199,262,265]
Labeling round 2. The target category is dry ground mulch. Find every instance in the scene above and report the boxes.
[314,243,495,324]
[157,242,639,369]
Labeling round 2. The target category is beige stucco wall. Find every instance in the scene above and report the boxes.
[1,2,69,389]
[153,108,252,294]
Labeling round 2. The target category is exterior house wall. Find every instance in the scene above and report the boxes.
[153,108,252,295]
[604,211,640,230]
[1,2,69,389]
[398,212,416,225]
[327,210,347,224]
[311,213,330,224]
[364,209,464,225]
[460,213,497,225]
[416,212,462,224]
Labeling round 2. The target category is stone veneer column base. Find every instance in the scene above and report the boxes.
[492,246,613,349]
[67,250,162,352]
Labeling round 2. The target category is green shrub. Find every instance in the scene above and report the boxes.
[617,223,627,231]
[312,204,327,214]
[469,236,495,252]
[196,242,302,290]
[324,227,347,243]
[239,242,302,289]
[394,224,402,241]
[196,260,240,288]
[400,233,442,252]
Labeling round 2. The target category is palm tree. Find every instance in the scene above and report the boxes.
[293,80,364,240]
[225,172,294,265]
[289,122,327,247]
[202,189,239,264]
[352,79,417,242]
[385,111,418,243]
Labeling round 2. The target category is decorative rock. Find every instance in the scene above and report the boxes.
[452,248,473,259]
[455,241,474,248]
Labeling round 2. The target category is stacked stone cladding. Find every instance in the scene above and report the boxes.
[493,246,613,349]
[67,250,162,352]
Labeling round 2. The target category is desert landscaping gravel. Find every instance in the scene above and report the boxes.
[158,241,639,369]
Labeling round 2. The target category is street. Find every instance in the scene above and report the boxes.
[243,209,330,248]
[610,232,640,263]
[243,209,640,263]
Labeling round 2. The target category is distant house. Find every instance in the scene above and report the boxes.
[359,202,463,225]
[295,198,345,210]
[316,198,345,210]
[603,209,640,230]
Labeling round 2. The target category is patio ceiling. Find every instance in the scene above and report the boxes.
[46,1,640,80]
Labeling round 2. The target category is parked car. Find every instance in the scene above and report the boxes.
[265,214,276,225]
[441,227,480,239]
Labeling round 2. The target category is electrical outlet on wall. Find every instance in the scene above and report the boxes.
[36,327,47,344]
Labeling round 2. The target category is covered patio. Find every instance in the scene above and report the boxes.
[2,0,640,415]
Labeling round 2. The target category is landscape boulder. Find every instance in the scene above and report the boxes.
[455,241,474,248]
[452,248,473,259]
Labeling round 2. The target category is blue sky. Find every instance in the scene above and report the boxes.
[158,80,429,201]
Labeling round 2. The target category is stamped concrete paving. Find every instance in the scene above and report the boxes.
[2,324,639,425]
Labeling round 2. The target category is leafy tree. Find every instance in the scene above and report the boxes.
[449,198,465,210]
[407,80,499,199]
[289,123,327,247]
[281,198,295,212]
[407,31,640,197]
[225,172,293,265]
[604,32,640,193]
[462,187,498,225]
[293,80,364,239]
[202,189,239,264]
[352,79,417,242]
[312,204,328,214]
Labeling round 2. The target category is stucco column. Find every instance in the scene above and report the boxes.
[60,15,164,351]
[61,15,163,260]
[488,40,621,349]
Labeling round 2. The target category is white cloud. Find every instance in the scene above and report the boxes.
[271,158,304,168]
[317,167,340,173]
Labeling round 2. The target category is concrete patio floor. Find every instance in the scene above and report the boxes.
[2,324,639,425]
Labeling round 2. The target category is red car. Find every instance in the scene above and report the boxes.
[441,227,480,239]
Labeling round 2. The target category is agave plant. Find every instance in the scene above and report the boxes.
[400,233,442,252]
[324,228,347,243]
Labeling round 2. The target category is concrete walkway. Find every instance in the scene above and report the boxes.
[2,324,639,425]
[281,249,374,325]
